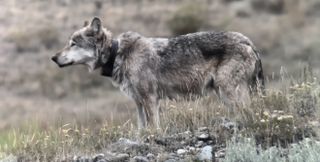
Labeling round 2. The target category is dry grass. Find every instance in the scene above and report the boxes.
[167,3,207,35]
[0,68,319,161]
[1,0,320,161]
[6,25,61,53]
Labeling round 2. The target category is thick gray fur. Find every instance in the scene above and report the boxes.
[52,17,264,129]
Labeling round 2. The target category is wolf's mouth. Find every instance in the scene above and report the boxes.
[58,61,74,68]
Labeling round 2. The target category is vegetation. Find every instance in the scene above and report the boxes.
[1,0,320,161]
[0,68,319,161]
[7,25,60,52]
[167,4,206,36]
[224,137,320,162]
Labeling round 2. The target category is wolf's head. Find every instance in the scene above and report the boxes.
[51,17,112,72]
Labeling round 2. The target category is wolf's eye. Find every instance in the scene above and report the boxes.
[70,42,76,47]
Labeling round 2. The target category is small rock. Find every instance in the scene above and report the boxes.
[195,141,204,148]
[188,146,196,152]
[197,146,213,161]
[183,131,192,135]
[196,127,211,141]
[221,120,236,130]
[118,138,139,145]
[158,153,178,161]
[215,148,225,158]
[164,159,177,162]
[169,153,177,157]
[73,156,80,161]
[110,138,150,155]
[197,133,209,140]
[73,156,90,162]
[92,153,105,162]
[146,153,155,160]
[198,127,209,132]
[133,156,149,162]
[117,153,130,158]
[177,149,187,155]
[108,153,130,162]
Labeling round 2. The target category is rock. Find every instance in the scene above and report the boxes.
[92,153,105,162]
[116,153,130,159]
[157,153,178,162]
[169,153,178,158]
[132,155,149,162]
[196,127,211,142]
[146,153,155,160]
[197,133,209,140]
[154,133,194,151]
[164,160,177,162]
[73,156,90,162]
[197,146,213,161]
[109,138,150,155]
[198,127,209,132]
[188,146,196,152]
[104,153,130,162]
[177,149,187,155]
[73,156,80,161]
[195,141,204,148]
[220,118,236,130]
[215,148,225,158]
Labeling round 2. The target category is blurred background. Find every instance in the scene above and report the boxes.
[0,0,319,131]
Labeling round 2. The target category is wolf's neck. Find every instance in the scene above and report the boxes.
[100,39,118,77]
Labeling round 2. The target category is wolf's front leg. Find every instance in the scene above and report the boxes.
[135,97,160,129]
[135,102,147,129]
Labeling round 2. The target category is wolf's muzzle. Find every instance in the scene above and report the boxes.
[51,56,74,67]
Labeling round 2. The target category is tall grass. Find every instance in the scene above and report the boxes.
[0,67,319,161]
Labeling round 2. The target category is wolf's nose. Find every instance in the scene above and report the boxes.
[51,56,58,62]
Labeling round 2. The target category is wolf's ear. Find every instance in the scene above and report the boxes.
[90,17,101,34]
[83,20,89,27]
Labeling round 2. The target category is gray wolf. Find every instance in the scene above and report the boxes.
[52,17,264,129]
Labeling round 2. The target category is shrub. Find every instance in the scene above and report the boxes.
[167,4,206,36]
[36,26,60,49]
[224,137,320,162]
[251,0,285,14]
[7,26,60,53]
[7,28,39,52]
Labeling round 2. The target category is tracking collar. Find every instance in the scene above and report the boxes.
[101,39,118,77]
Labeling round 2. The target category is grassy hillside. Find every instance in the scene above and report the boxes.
[0,68,319,161]
[0,0,320,161]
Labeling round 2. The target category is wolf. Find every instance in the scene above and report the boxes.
[52,17,264,129]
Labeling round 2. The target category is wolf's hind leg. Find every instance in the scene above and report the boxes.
[214,58,251,112]
[215,83,250,109]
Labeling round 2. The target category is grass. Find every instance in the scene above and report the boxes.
[0,122,136,161]
[7,25,60,53]
[0,67,319,161]
[167,3,207,35]
[1,0,320,160]
[224,137,320,162]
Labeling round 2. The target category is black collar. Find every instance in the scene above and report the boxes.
[101,40,118,77]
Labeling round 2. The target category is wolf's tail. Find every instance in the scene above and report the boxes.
[251,47,265,95]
